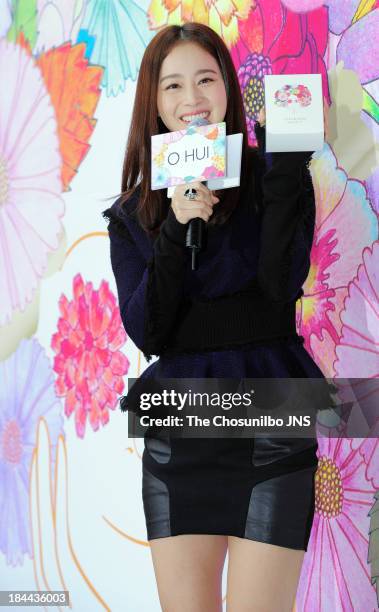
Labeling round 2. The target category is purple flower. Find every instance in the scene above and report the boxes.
[0,339,64,566]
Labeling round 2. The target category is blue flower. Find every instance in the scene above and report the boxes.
[77,0,154,96]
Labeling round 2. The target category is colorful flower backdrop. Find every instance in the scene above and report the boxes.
[0,1,378,610]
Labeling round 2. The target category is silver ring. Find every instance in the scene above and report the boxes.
[184,187,197,201]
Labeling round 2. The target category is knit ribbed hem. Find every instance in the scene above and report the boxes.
[161,291,298,355]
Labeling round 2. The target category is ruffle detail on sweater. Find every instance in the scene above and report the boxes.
[119,395,129,412]
[161,333,305,358]
[102,207,132,239]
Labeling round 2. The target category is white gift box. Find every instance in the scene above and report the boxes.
[264,74,324,152]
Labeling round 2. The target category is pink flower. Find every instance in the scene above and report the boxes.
[329,239,379,459]
[334,241,379,380]
[297,437,377,611]
[281,0,325,11]
[232,0,329,143]
[202,165,225,179]
[296,145,378,370]
[0,39,64,325]
[51,274,129,438]
[304,234,379,609]
[277,91,289,102]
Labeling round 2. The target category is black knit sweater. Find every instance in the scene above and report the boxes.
[103,124,315,363]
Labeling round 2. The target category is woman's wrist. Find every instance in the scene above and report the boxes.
[161,205,189,245]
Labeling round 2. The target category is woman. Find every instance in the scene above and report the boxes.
[103,23,326,612]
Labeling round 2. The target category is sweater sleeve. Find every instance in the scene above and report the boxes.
[104,202,189,362]
[254,122,315,303]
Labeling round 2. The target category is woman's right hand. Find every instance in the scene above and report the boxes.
[171,182,220,225]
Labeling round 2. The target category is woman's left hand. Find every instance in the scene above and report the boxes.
[257,106,266,127]
[257,96,328,149]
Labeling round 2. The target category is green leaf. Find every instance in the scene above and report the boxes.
[7,0,37,48]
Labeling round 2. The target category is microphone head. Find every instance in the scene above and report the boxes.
[188,116,210,127]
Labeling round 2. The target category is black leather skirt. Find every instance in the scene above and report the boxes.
[142,434,318,551]
[138,332,327,551]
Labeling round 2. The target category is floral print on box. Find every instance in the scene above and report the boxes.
[274,84,312,108]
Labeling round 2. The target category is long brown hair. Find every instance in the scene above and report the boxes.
[119,23,259,237]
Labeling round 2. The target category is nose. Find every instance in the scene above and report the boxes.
[183,83,204,106]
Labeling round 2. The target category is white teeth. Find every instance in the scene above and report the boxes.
[181,111,210,123]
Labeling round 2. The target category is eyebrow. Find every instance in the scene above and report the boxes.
[159,69,218,84]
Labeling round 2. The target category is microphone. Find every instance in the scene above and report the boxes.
[185,116,211,271]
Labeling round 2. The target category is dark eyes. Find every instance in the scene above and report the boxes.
[165,78,214,90]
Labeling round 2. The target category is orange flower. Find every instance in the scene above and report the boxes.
[148,0,252,48]
[37,43,103,191]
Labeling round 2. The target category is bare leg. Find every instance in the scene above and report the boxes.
[226,537,304,612]
[149,534,228,612]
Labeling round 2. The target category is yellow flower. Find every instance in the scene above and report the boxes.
[148,0,252,49]
[153,143,168,166]
[211,154,225,171]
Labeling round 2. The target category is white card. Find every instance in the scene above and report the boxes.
[166,133,243,198]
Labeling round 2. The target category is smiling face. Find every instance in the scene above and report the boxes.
[157,41,228,132]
